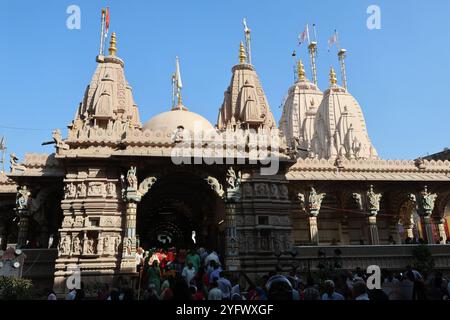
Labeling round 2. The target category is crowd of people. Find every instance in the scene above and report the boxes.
[54,246,450,301]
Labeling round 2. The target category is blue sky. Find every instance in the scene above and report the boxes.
[1,0,449,161]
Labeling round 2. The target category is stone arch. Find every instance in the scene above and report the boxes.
[135,169,226,251]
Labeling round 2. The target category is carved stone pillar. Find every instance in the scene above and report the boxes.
[298,187,325,245]
[422,216,434,244]
[119,168,157,274]
[120,199,139,273]
[224,167,241,271]
[353,185,382,245]
[416,186,437,244]
[308,216,319,245]
[15,186,32,248]
[17,215,29,248]
[368,215,379,245]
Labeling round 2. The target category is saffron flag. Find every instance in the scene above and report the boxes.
[298,24,310,45]
[105,8,110,38]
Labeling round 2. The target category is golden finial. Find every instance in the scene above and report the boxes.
[297,60,306,81]
[329,67,337,86]
[239,41,247,64]
[109,32,117,56]
[177,92,183,106]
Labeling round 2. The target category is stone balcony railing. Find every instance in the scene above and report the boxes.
[241,245,450,275]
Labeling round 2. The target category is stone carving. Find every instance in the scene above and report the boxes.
[172,126,185,143]
[353,185,382,216]
[88,182,106,197]
[226,167,242,201]
[205,176,224,198]
[103,236,113,254]
[65,183,77,199]
[279,185,289,199]
[255,183,269,197]
[72,236,81,255]
[417,186,438,216]
[106,182,116,197]
[127,166,138,190]
[124,237,132,255]
[97,237,104,255]
[16,186,31,210]
[243,184,253,198]
[62,216,74,228]
[298,187,326,216]
[367,185,382,213]
[138,177,157,197]
[77,183,87,198]
[52,129,69,152]
[352,193,363,210]
[226,167,240,190]
[73,216,85,228]
[10,153,26,173]
[58,235,71,256]
[84,239,94,254]
[270,184,279,199]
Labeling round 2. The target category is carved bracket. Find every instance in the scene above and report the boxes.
[298,187,326,217]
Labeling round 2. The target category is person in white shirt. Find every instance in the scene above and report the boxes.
[205,251,221,267]
[321,280,345,300]
[182,261,197,286]
[208,279,223,300]
[135,247,144,272]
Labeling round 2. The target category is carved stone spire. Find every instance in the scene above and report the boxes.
[217,43,276,131]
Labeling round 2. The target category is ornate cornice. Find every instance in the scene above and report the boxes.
[287,158,450,181]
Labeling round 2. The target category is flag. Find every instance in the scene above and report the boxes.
[175,57,182,89]
[298,24,310,45]
[104,8,110,39]
[243,18,250,34]
[328,30,338,51]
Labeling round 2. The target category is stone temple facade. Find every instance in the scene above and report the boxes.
[1,32,450,294]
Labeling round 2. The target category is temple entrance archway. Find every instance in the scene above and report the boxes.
[136,171,226,253]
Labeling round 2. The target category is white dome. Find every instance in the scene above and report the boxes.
[143,108,214,134]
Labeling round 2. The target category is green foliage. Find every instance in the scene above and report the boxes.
[0,276,34,300]
[412,245,435,275]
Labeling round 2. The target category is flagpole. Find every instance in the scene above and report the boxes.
[171,73,176,109]
[308,41,318,86]
[99,9,105,55]
[243,18,252,65]
[292,50,298,83]
[338,48,348,91]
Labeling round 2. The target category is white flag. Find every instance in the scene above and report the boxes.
[175,56,182,89]
[328,31,338,51]
[298,24,310,45]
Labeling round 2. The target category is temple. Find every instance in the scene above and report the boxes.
[1,25,449,295]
